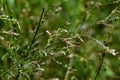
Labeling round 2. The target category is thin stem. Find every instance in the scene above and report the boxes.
[14,8,45,80]
[0,8,45,77]
[64,58,73,80]
[94,31,111,80]
[26,8,44,56]
[94,51,105,80]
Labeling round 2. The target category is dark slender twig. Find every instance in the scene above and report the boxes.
[0,8,45,77]
[94,32,111,80]
[94,51,105,80]
[14,8,45,80]
[26,8,45,56]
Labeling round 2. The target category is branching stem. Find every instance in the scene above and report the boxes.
[0,8,45,77]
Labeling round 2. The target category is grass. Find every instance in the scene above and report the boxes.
[0,0,120,80]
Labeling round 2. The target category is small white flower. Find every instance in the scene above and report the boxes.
[55,7,62,12]
[108,49,116,56]
[104,47,118,56]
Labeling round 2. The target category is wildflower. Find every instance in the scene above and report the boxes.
[104,47,118,56]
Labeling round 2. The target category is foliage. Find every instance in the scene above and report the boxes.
[0,0,120,80]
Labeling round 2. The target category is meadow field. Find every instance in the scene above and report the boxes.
[0,0,120,80]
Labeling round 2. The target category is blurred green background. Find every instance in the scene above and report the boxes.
[0,0,120,80]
